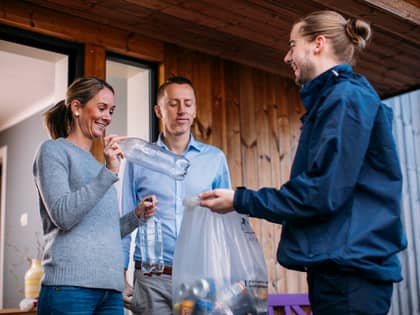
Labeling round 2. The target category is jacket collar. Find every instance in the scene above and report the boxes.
[300,64,352,112]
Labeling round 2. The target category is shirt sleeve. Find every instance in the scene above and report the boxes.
[234,91,377,223]
[212,152,232,189]
[33,141,119,231]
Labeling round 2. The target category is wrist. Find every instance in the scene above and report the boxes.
[134,206,145,221]
[105,164,119,176]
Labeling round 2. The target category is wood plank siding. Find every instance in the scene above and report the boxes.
[84,43,107,163]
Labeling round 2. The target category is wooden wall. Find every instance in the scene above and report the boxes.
[163,44,307,293]
[1,0,307,294]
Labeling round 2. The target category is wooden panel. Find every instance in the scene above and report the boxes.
[211,60,226,151]
[177,49,194,86]
[156,0,287,48]
[224,61,243,188]
[163,44,180,79]
[276,81,292,187]
[256,70,280,293]
[312,0,420,46]
[84,44,106,163]
[0,0,164,62]
[192,53,213,143]
[239,66,259,189]
[238,66,260,238]
[84,44,106,78]
[267,75,286,292]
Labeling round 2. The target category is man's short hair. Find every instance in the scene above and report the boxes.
[157,76,195,103]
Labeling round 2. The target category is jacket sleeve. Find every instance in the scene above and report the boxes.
[234,89,377,223]
[33,141,119,231]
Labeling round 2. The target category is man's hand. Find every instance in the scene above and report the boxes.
[199,189,235,213]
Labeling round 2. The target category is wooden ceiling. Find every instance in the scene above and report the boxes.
[20,0,420,98]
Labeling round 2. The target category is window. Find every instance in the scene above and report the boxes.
[106,53,158,141]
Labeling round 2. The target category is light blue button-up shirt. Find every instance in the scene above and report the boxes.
[121,135,231,267]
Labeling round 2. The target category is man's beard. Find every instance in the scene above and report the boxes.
[295,52,316,86]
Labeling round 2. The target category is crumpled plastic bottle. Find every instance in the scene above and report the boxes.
[120,137,190,180]
[182,195,201,210]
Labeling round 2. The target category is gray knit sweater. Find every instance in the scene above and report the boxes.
[33,138,139,292]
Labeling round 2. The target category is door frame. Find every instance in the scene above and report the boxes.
[0,145,7,308]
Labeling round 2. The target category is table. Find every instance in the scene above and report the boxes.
[0,309,36,315]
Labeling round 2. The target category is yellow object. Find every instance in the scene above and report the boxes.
[180,300,194,315]
[24,259,44,299]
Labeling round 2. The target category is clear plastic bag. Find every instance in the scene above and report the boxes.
[173,197,268,315]
[120,137,190,180]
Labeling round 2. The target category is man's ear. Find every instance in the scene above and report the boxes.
[154,104,162,119]
[314,35,326,55]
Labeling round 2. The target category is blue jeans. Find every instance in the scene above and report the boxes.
[37,285,124,315]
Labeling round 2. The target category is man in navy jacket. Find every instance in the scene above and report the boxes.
[200,10,407,315]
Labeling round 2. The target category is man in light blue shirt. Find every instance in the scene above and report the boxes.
[121,76,231,314]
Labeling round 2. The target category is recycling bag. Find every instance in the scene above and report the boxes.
[173,198,268,315]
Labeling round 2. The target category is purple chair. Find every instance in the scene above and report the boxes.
[268,293,313,315]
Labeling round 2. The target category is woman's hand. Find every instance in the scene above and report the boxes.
[104,134,127,174]
[135,195,158,220]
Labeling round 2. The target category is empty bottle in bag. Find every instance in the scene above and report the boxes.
[120,137,190,180]
[139,200,164,274]
[183,195,201,210]
[219,281,246,305]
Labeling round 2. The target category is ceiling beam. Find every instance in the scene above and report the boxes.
[0,0,164,62]
[362,0,420,25]
[311,0,420,47]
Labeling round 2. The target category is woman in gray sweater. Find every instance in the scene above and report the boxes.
[33,77,156,314]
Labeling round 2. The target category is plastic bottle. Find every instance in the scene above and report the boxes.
[216,281,255,314]
[120,137,190,180]
[219,281,246,305]
[139,199,164,274]
[183,195,201,210]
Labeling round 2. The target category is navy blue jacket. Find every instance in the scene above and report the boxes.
[234,64,407,282]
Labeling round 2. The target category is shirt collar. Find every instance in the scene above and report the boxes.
[156,133,203,154]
